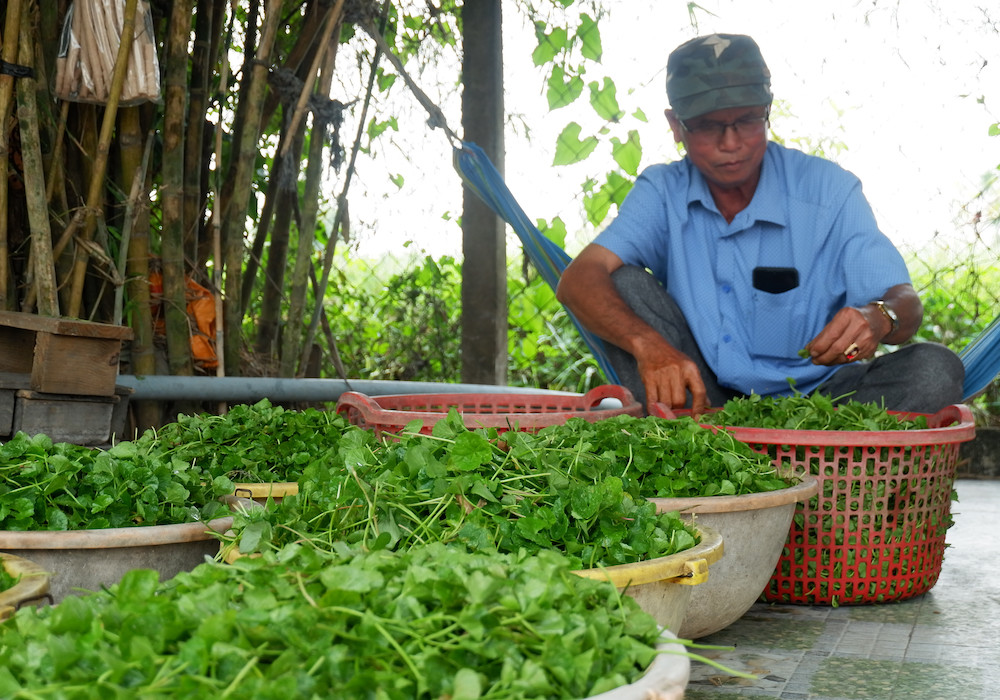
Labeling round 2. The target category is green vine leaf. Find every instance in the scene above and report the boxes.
[584,171,634,226]
[546,65,584,110]
[554,123,598,165]
[611,130,643,176]
[576,14,602,61]
[587,78,622,122]
[532,23,567,66]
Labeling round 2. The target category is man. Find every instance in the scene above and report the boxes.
[556,33,964,415]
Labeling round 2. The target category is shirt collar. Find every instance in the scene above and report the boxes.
[685,143,789,231]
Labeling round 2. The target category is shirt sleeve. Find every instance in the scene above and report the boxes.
[592,164,677,276]
[827,178,912,306]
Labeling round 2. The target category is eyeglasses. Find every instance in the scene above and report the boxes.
[680,111,770,141]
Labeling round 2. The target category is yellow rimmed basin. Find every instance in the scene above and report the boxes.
[649,475,819,638]
[573,522,724,634]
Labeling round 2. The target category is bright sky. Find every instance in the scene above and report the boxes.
[343,0,999,261]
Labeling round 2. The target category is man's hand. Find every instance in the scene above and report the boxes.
[634,336,709,415]
[803,306,882,365]
[803,284,922,366]
[557,243,710,415]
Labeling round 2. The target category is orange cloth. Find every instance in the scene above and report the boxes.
[149,270,218,371]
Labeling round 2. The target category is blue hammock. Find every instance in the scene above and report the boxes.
[454,141,621,385]
[960,315,1000,400]
[453,140,999,402]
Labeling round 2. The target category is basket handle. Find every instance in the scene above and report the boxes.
[581,384,638,409]
[929,403,975,429]
[334,391,382,419]
[648,402,677,419]
[670,557,710,586]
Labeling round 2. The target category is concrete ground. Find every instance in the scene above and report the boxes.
[682,478,1000,700]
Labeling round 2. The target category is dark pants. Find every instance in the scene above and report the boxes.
[608,266,965,414]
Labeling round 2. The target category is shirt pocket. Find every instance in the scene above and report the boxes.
[750,288,809,360]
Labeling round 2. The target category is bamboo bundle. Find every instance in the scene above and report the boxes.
[54,0,160,104]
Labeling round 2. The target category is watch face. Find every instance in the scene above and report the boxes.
[877,301,898,329]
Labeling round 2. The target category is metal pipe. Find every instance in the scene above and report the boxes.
[116,375,575,403]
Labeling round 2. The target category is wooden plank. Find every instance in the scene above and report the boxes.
[13,390,118,445]
[0,327,37,375]
[109,384,135,441]
[0,310,133,340]
[32,333,122,396]
[0,388,14,436]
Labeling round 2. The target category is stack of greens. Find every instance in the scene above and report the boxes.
[227,411,799,566]
[135,398,354,485]
[699,393,929,431]
[520,413,794,497]
[0,544,673,698]
[0,432,232,531]
[228,414,702,570]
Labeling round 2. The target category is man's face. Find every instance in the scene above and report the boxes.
[665,105,769,192]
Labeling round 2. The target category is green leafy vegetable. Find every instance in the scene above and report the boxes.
[223,411,709,569]
[516,414,794,497]
[701,393,929,431]
[0,432,230,530]
[0,562,16,594]
[136,398,355,484]
[0,544,667,698]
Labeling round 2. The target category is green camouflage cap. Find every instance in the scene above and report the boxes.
[666,34,772,120]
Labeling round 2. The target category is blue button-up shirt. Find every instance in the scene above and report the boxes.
[593,142,910,396]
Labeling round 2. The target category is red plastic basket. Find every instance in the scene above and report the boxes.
[335,384,643,436]
[656,404,976,605]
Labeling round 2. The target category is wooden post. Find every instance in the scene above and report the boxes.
[461,0,507,386]
[0,0,25,310]
[16,8,59,316]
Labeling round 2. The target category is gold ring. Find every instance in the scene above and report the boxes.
[844,342,860,360]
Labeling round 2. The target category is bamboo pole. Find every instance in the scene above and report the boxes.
[280,23,341,377]
[278,0,344,159]
[183,0,216,265]
[211,0,236,389]
[121,112,159,431]
[160,0,195,376]
[298,3,389,373]
[0,0,25,310]
[44,70,70,208]
[220,0,283,374]
[16,3,59,316]
[113,122,152,325]
[66,0,140,318]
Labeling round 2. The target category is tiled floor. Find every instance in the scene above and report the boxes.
[684,478,1000,700]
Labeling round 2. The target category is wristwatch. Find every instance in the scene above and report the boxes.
[871,300,899,334]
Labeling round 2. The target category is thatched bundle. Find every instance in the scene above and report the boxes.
[54,0,160,105]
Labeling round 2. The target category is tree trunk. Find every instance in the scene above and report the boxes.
[119,107,159,432]
[16,5,59,316]
[184,0,216,268]
[461,0,507,385]
[160,0,194,375]
[0,0,25,310]
[220,0,283,375]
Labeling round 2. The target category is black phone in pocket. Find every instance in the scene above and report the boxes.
[752,266,799,294]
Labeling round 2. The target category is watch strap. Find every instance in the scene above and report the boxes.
[872,300,899,334]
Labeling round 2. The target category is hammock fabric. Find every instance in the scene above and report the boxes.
[960,315,1000,400]
[453,140,998,402]
[453,142,620,384]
